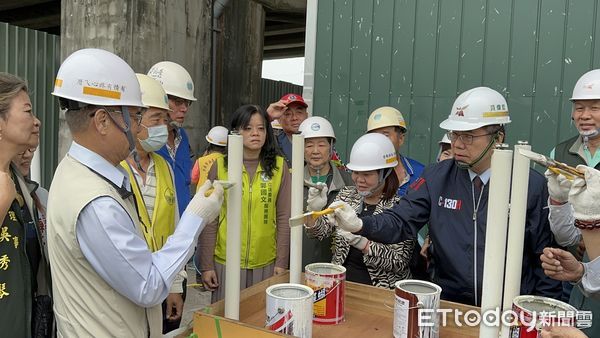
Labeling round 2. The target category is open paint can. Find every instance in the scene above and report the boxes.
[305,263,346,324]
[509,295,577,337]
[393,279,442,338]
[265,283,313,338]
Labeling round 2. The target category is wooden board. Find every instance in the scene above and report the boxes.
[196,272,480,337]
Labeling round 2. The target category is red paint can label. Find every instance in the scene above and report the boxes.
[305,263,346,325]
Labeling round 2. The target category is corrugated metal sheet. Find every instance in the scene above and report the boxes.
[313,0,600,163]
[0,22,60,188]
[261,78,303,110]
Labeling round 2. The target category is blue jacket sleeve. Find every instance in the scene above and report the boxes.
[359,177,431,244]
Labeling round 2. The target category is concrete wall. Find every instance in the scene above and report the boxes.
[216,0,265,124]
[59,0,212,158]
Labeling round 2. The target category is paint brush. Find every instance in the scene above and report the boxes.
[518,148,584,180]
[289,205,343,227]
[204,180,235,197]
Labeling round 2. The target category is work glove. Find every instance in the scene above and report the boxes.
[337,228,369,251]
[545,169,571,204]
[329,201,363,233]
[185,180,224,223]
[570,165,600,221]
[306,183,328,211]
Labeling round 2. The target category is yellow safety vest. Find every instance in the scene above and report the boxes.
[121,153,176,252]
[195,152,223,191]
[214,156,284,269]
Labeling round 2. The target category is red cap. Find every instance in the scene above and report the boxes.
[280,93,308,108]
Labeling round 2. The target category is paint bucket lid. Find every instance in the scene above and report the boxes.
[395,280,442,295]
[513,295,577,314]
[305,263,346,276]
[267,283,314,300]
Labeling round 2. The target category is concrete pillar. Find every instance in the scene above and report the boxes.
[216,0,265,124]
[59,0,211,158]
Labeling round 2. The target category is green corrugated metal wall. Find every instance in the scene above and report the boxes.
[313,0,600,164]
[0,22,60,188]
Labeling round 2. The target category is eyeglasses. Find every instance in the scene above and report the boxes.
[446,131,497,145]
[93,107,144,129]
[168,95,192,108]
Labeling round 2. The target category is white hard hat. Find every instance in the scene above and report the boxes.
[147,61,197,101]
[136,74,171,111]
[271,119,283,130]
[367,106,407,132]
[52,48,144,108]
[439,87,511,131]
[439,133,451,145]
[346,133,398,171]
[298,116,336,140]
[206,126,228,146]
[570,69,600,101]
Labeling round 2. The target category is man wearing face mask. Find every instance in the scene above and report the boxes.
[148,62,196,216]
[119,74,184,333]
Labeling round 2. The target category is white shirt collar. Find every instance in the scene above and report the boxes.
[468,168,492,185]
[68,141,131,191]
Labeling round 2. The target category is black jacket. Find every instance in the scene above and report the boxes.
[359,159,562,305]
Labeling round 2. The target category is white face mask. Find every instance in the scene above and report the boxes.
[139,124,168,152]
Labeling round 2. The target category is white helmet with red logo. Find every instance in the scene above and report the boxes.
[571,69,600,101]
[439,87,511,131]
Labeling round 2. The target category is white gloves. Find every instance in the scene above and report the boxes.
[337,229,369,251]
[306,183,328,211]
[570,165,600,221]
[545,169,572,203]
[329,201,363,233]
[185,180,224,223]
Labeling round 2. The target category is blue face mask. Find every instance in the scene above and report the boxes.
[139,124,168,152]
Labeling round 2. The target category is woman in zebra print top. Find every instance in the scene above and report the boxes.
[305,133,415,289]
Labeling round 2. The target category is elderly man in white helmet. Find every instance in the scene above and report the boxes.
[46,48,223,337]
[539,69,600,337]
[119,74,187,333]
[148,61,197,217]
[328,87,561,306]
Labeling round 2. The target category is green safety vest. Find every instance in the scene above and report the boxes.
[214,156,284,269]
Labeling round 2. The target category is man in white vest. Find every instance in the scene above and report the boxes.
[46,48,223,337]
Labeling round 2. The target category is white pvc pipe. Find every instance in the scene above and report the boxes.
[31,146,41,184]
[224,134,243,320]
[289,134,305,284]
[479,147,512,338]
[499,143,531,338]
[302,0,318,112]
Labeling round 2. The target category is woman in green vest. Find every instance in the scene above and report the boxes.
[0,72,52,337]
[197,104,291,302]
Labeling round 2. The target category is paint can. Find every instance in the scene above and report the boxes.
[265,283,313,338]
[304,263,346,325]
[509,295,577,337]
[393,279,442,338]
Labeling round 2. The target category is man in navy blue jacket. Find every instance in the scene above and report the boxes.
[331,87,562,306]
[148,61,197,217]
